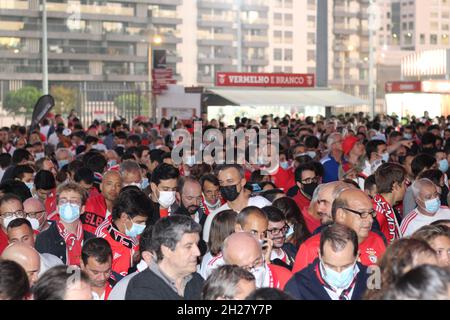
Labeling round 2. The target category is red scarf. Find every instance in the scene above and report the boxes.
[373,194,401,244]
[56,221,84,266]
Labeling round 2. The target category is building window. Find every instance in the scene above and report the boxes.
[420,34,426,44]
[430,34,438,44]
[284,49,293,61]
[284,14,293,26]
[274,30,282,43]
[274,48,282,61]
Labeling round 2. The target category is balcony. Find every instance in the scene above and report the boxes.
[197,16,233,28]
[242,0,269,11]
[334,6,359,18]
[197,34,234,46]
[242,35,269,47]
[241,18,269,30]
[46,2,134,16]
[243,57,269,66]
[334,24,358,35]
[197,0,234,10]
[198,54,234,65]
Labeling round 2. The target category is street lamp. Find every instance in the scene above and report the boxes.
[42,0,48,94]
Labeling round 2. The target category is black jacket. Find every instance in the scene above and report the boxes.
[125,268,204,300]
[35,221,95,264]
[284,258,368,300]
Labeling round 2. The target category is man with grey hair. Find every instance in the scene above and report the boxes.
[125,215,204,300]
[401,178,450,236]
[55,148,73,170]
[321,133,343,183]
[120,160,143,188]
[201,265,256,300]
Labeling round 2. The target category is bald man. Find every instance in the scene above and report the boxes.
[292,188,387,273]
[1,242,41,286]
[82,170,122,234]
[222,232,291,290]
[24,198,49,232]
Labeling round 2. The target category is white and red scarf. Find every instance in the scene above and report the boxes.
[56,221,84,266]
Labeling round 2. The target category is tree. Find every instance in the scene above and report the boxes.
[50,85,78,114]
[114,92,149,117]
[3,86,42,116]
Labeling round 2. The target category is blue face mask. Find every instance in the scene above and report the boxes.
[320,260,356,289]
[381,152,389,163]
[57,159,69,169]
[439,159,449,173]
[108,160,117,168]
[59,203,80,223]
[280,161,290,170]
[306,151,317,159]
[404,133,413,140]
[285,224,294,238]
[25,182,34,191]
[126,221,146,238]
[424,197,441,214]
[141,178,149,190]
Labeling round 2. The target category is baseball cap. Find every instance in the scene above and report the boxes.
[342,135,359,156]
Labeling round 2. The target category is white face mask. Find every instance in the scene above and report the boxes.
[204,196,221,210]
[35,152,45,161]
[2,216,16,229]
[251,263,267,288]
[158,191,176,208]
[125,182,141,188]
[27,217,40,230]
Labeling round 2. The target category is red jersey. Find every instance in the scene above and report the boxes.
[301,206,322,234]
[372,194,402,244]
[45,189,57,216]
[95,220,138,277]
[271,167,295,191]
[292,231,386,274]
[268,264,292,290]
[81,193,108,234]
[291,191,311,213]
[0,228,9,255]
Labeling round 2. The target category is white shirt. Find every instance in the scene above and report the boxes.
[48,132,60,146]
[400,206,450,237]
[92,290,105,300]
[202,196,272,242]
[199,251,225,280]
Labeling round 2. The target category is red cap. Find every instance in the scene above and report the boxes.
[342,135,359,155]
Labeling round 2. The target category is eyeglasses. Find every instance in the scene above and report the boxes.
[340,207,376,219]
[301,176,319,185]
[26,210,46,219]
[0,210,26,219]
[267,224,289,235]
[59,199,82,206]
[241,256,264,273]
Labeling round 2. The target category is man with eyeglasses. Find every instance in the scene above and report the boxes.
[35,183,94,266]
[285,224,369,300]
[262,206,297,271]
[222,232,292,290]
[292,188,386,273]
[24,198,49,233]
[0,193,26,254]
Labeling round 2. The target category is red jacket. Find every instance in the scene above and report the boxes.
[271,167,295,192]
[372,194,401,244]
[292,191,311,213]
[292,231,386,274]
[95,220,139,277]
[301,206,322,234]
[81,193,108,234]
[0,228,8,255]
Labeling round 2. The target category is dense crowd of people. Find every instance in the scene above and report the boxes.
[0,110,449,300]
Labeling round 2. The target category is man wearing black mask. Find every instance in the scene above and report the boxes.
[173,177,206,226]
[202,164,271,242]
[292,161,322,212]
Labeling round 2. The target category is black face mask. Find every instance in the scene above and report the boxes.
[302,182,318,199]
[220,184,240,202]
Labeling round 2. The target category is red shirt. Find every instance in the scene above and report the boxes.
[292,231,386,274]
[301,206,322,234]
[291,191,311,213]
[271,167,295,192]
[81,193,108,234]
[95,220,138,277]
[45,189,57,216]
[268,264,292,290]
[372,194,401,244]
[0,228,9,255]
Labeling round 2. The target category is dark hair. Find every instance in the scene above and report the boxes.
[176,176,200,194]
[74,167,94,185]
[245,288,294,300]
[0,180,32,202]
[421,132,437,146]
[382,265,450,300]
[139,225,154,255]
[199,174,220,189]
[411,154,436,178]
[304,135,320,149]
[0,260,30,300]
[272,197,311,246]
[32,265,90,300]
[86,153,107,174]
[34,170,56,191]
[190,164,212,180]
[375,163,406,194]
[259,188,285,202]
[364,174,377,192]
[0,153,12,169]
[365,139,386,158]
[149,149,164,165]
[67,159,84,176]
[261,206,285,223]
[152,215,202,262]
[417,169,444,187]
[112,188,153,222]
[209,210,237,256]
[81,237,113,266]
[236,206,267,228]
[295,161,320,183]
[12,165,34,180]
[151,163,180,186]
[6,217,32,231]
[127,134,142,146]
[11,149,32,165]
[202,265,255,300]
[319,223,359,257]
[411,224,450,243]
